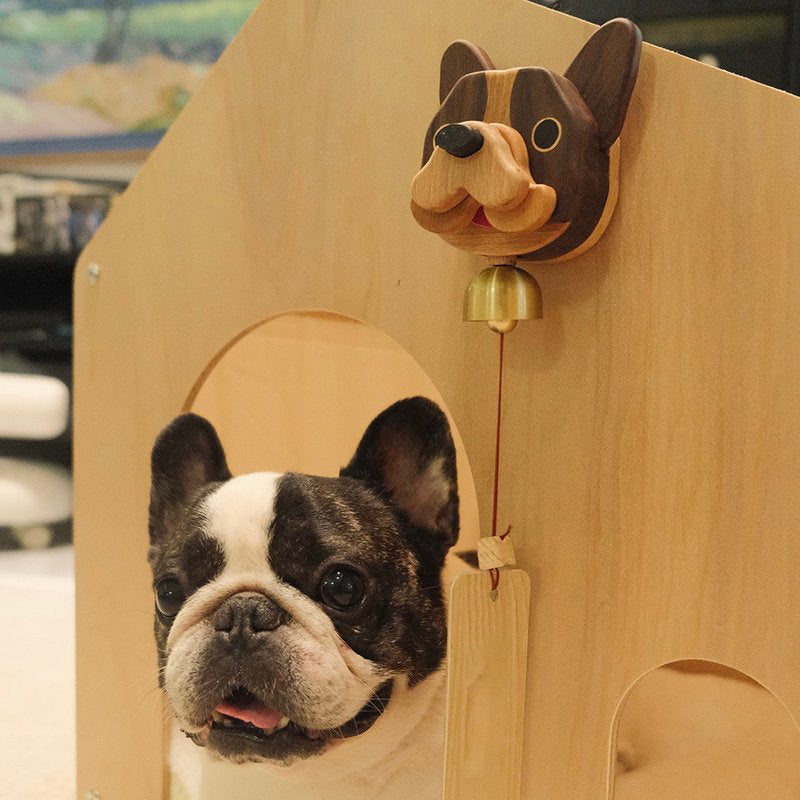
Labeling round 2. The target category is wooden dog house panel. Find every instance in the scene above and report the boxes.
[612,660,800,796]
[187,309,480,546]
[73,0,800,797]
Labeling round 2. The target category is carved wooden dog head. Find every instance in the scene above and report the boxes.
[411,19,641,262]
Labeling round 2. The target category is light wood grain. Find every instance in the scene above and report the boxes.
[73,0,800,798]
[477,536,517,569]
[445,569,530,800]
[188,310,480,539]
[440,218,568,257]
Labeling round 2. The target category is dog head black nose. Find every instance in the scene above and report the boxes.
[213,593,287,644]
[434,124,484,158]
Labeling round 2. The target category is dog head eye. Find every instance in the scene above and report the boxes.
[319,567,365,611]
[155,577,186,618]
[532,117,562,152]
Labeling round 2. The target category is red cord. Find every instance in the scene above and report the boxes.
[491,332,504,539]
[489,333,506,593]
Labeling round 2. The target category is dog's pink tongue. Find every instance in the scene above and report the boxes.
[472,206,493,228]
[216,702,283,729]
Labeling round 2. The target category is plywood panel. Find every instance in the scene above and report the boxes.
[73,0,800,798]
[445,570,530,800]
[187,311,480,539]
[612,661,800,797]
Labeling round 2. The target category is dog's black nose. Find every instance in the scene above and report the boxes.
[213,593,287,644]
[434,124,484,157]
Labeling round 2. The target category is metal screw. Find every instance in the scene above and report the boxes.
[87,263,101,285]
[86,791,102,800]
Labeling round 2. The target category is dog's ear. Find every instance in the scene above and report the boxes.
[439,40,495,103]
[149,413,231,551]
[341,397,460,549]
[564,18,641,150]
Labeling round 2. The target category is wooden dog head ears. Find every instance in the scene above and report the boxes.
[439,40,495,103]
[438,20,641,151]
[413,19,642,263]
[564,19,642,150]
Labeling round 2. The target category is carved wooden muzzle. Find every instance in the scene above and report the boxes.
[412,121,557,236]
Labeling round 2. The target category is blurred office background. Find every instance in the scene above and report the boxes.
[0,0,260,552]
[0,6,257,792]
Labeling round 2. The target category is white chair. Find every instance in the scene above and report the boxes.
[0,373,71,548]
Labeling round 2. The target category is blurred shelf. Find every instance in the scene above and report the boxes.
[0,131,163,158]
[0,132,158,182]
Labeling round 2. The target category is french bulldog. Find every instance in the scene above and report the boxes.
[148,396,461,799]
[411,18,641,261]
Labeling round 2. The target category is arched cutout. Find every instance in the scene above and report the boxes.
[610,659,800,799]
[185,308,479,548]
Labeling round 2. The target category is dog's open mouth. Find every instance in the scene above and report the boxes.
[190,682,394,761]
[211,687,300,742]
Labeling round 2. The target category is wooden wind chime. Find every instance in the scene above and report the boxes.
[410,18,641,799]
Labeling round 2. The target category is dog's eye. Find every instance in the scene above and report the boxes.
[319,567,365,610]
[532,117,562,152]
[155,578,186,618]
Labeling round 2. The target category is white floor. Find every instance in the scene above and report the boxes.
[0,545,76,798]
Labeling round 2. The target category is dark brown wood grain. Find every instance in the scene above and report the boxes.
[564,17,642,151]
[507,68,612,261]
[439,39,495,103]
[422,72,489,165]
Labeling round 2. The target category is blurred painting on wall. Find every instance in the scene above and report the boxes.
[0,0,259,145]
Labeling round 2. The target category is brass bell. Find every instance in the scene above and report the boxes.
[463,264,543,333]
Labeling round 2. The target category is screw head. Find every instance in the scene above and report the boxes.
[87,264,101,285]
[86,791,102,800]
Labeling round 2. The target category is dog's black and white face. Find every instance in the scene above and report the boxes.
[148,397,459,766]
